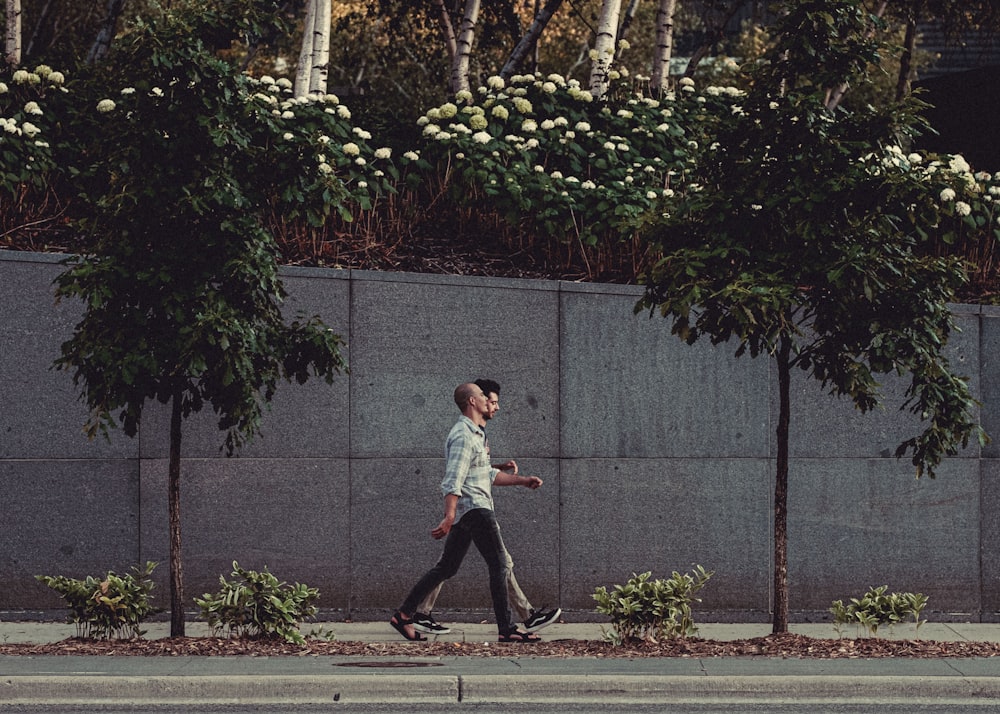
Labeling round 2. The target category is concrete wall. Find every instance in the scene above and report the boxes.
[2,249,998,622]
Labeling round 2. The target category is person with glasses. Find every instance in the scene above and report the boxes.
[409,378,561,637]
[390,382,549,643]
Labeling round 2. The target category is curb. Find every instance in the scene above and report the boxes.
[5,674,1000,705]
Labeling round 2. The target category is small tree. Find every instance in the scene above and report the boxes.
[53,0,349,637]
[636,0,987,633]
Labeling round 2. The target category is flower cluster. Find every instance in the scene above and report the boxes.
[0,65,65,194]
[407,72,746,246]
[240,75,398,209]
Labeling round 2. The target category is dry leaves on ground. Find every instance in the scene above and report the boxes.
[3,633,1000,658]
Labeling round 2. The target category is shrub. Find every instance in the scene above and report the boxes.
[35,561,159,640]
[830,585,928,637]
[592,566,713,644]
[195,561,320,644]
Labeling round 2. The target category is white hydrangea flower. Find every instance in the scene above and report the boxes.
[374,147,392,160]
[96,99,116,113]
[47,71,65,85]
[21,122,41,137]
[575,121,591,132]
[512,97,533,114]
[12,70,30,84]
[455,89,473,102]
[551,171,563,179]
[469,114,488,130]
[358,180,368,188]
[646,191,658,199]
[540,119,555,130]
[491,105,510,120]
[283,132,294,140]
[422,124,441,136]
[23,101,42,116]
[949,155,971,174]
[472,131,492,144]
[581,180,596,189]
[487,75,505,90]
[318,163,333,174]
[342,142,361,156]
[522,119,537,132]
[0,82,7,94]
[337,105,351,119]
[542,81,557,94]
[355,157,366,166]
[940,188,956,202]
[955,201,972,216]
[403,151,420,161]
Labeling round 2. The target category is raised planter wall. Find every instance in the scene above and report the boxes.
[3,249,999,621]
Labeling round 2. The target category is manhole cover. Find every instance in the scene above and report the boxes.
[335,661,443,668]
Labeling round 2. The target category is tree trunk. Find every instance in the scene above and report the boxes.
[683,0,745,78]
[294,0,316,97]
[169,384,185,638]
[772,333,791,634]
[308,0,331,94]
[895,17,917,101]
[85,0,127,64]
[500,0,564,79]
[5,0,21,67]
[451,0,480,94]
[826,0,888,110]
[650,0,677,91]
[431,0,458,63]
[616,0,640,51]
[589,0,622,98]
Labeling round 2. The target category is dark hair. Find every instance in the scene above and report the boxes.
[474,378,500,396]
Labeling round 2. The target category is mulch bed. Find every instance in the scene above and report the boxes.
[3,633,1000,658]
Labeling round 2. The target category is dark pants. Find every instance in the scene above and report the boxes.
[400,508,514,633]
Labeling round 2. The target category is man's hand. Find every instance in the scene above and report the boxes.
[431,515,454,540]
[522,475,542,489]
[496,459,518,474]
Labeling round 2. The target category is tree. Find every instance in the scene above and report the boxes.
[589,0,622,97]
[650,0,677,90]
[5,0,21,66]
[53,0,349,636]
[294,0,331,96]
[451,0,480,93]
[635,0,987,633]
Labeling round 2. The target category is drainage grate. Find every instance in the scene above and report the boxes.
[335,661,444,668]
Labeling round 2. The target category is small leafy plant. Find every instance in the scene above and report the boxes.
[830,585,929,637]
[195,561,320,644]
[35,561,160,640]
[592,565,713,644]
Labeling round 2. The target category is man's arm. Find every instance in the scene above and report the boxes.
[431,493,459,540]
[493,472,542,489]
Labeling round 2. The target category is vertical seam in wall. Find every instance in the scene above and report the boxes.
[979,308,985,621]
[556,282,563,610]
[347,270,355,619]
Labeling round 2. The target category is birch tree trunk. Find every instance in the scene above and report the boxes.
[501,0,564,79]
[308,0,331,94]
[589,0,622,98]
[895,17,917,101]
[616,0,640,52]
[826,0,888,110]
[5,0,21,67]
[431,0,458,63]
[650,0,676,90]
[451,0,480,94]
[294,0,317,97]
[86,0,126,65]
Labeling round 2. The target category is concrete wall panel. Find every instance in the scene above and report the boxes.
[559,458,772,612]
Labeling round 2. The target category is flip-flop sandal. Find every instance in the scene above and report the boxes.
[390,611,427,641]
[498,629,541,643]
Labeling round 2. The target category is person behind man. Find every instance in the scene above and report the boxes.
[390,382,546,642]
[410,378,561,636]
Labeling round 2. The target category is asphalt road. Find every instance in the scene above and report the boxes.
[6,703,1000,714]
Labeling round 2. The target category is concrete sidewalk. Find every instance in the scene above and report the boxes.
[3,620,1000,706]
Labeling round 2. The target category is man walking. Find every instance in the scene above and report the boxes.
[410,378,560,636]
[390,382,546,642]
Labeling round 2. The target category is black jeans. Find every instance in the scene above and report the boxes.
[401,508,515,633]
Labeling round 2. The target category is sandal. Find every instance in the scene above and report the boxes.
[390,610,427,641]
[498,629,541,643]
